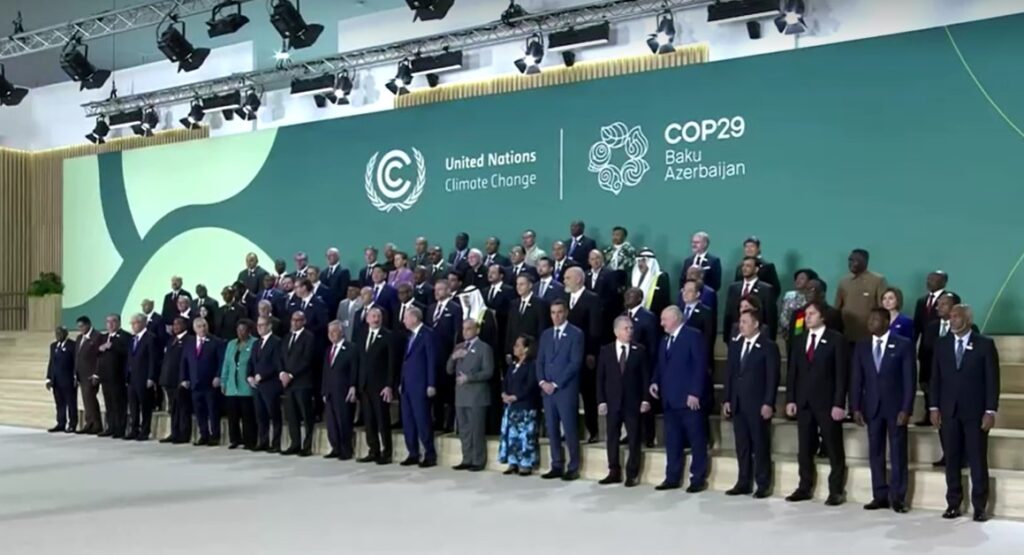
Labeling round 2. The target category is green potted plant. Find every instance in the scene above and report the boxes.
[27,272,64,331]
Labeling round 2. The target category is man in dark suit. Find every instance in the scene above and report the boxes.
[322,321,357,460]
[786,279,844,351]
[412,268,432,305]
[162,276,192,331]
[680,280,716,359]
[175,295,197,332]
[483,236,510,268]
[550,241,578,283]
[368,266,399,323]
[272,259,288,289]
[290,251,311,281]
[180,317,223,446]
[427,279,463,432]
[681,231,722,292]
[307,266,339,317]
[358,247,379,287]
[74,316,103,434]
[731,236,781,294]
[650,306,709,492]
[249,316,284,452]
[355,307,398,464]
[45,326,77,433]
[399,306,439,467]
[412,236,431,268]
[567,220,598,267]
[322,247,352,295]
[448,232,471,272]
[125,314,159,440]
[564,266,603,443]
[505,274,550,358]
[141,299,167,349]
[723,256,779,343]
[159,317,192,444]
[238,252,270,295]
[785,301,849,506]
[279,310,317,456]
[913,270,948,345]
[597,316,651,487]
[484,265,514,318]
[394,283,426,329]
[427,246,450,285]
[95,314,130,438]
[930,304,1000,522]
[917,292,963,431]
[533,257,565,303]
[216,286,246,339]
[256,274,285,318]
[462,249,488,290]
[537,300,585,481]
[506,245,539,286]
[723,309,780,497]
[191,284,219,320]
[851,308,916,513]
[624,287,660,447]
[586,248,622,341]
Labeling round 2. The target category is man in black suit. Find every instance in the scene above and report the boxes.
[724,256,778,344]
[462,249,488,290]
[272,259,288,289]
[428,279,464,432]
[918,292,963,431]
[355,307,398,464]
[290,251,311,280]
[586,248,622,341]
[254,274,284,318]
[506,245,539,286]
[427,246,450,285]
[567,220,598,267]
[125,313,159,440]
[483,236,510,268]
[216,286,246,339]
[785,301,848,506]
[280,310,317,456]
[913,271,948,346]
[74,316,103,434]
[322,321,357,460]
[731,236,781,294]
[412,236,430,268]
[413,267,432,305]
[191,283,219,317]
[449,232,471,271]
[624,287,659,447]
[358,246,379,287]
[307,266,339,317]
[395,283,426,329]
[723,309,780,497]
[505,274,550,359]
[159,317,192,444]
[681,231,722,292]
[680,279,716,359]
[323,247,352,295]
[930,304,1000,522]
[140,299,166,348]
[597,316,651,486]
[484,264,513,344]
[238,252,270,295]
[176,295,197,332]
[249,316,284,452]
[564,266,603,443]
[162,276,192,331]
[45,326,77,433]
[95,314,131,438]
[551,241,578,283]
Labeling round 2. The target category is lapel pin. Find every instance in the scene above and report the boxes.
[820,338,828,344]
[966,344,974,351]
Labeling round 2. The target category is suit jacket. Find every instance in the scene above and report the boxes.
[787,328,848,411]
[850,334,915,419]
[411,252,431,268]
[322,341,357,398]
[505,263,539,286]
[427,261,451,285]
[322,264,352,295]
[191,296,219,316]
[503,360,540,410]
[369,283,399,321]
[586,267,623,341]
[912,293,943,344]
[448,249,470,270]
[536,324,584,393]
[238,266,270,295]
[681,302,716,363]
[335,298,363,342]
[626,307,659,366]
[918,320,977,383]
[567,290,603,357]
[413,282,432,306]
[402,326,438,393]
[533,278,566,304]
[566,235,598,266]
[426,299,463,355]
[447,338,495,407]
[215,302,246,339]
[358,264,376,288]
[551,258,578,283]
[355,327,398,393]
[126,332,160,391]
[483,282,514,314]
[930,332,1000,419]
[280,329,316,389]
[179,335,223,391]
[47,339,76,388]
[248,334,282,384]
[725,334,780,414]
[393,300,426,333]
[463,264,488,290]
[144,312,167,349]
[505,295,551,355]
[596,342,650,413]
[160,333,187,388]
[286,296,329,337]
[255,288,285,317]
[723,279,779,343]
[310,282,339,316]
[74,330,101,382]
[681,253,722,291]
[483,252,510,268]
[162,289,192,324]
[652,327,708,410]
[732,258,782,295]
[96,330,131,383]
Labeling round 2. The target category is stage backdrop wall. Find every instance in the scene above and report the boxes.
[62,14,1024,333]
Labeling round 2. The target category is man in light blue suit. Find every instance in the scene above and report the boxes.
[537,299,584,481]
[399,306,439,468]
[650,305,709,492]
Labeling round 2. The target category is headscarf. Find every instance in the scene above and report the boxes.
[457,285,488,323]
[632,248,662,309]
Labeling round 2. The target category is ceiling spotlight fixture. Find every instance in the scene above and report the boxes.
[291,73,335,97]
[425,74,440,88]
[158,15,211,72]
[314,71,355,107]
[548,22,610,52]
[85,116,110,144]
[130,106,160,137]
[406,0,455,22]
[501,1,528,25]
[60,36,112,90]
[207,0,250,38]
[746,20,762,39]
[647,10,676,54]
[561,52,576,67]
[385,58,414,96]
[234,89,261,120]
[514,33,544,75]
[270,0,324,50]
[0,64,29,106]
[410,50,464,76]
[775,0,807,35]
[179,99,205,130]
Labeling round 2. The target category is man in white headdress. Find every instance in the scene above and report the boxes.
[631,249,671,318]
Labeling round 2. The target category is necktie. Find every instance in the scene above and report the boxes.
[366,331,375,350]
[249,270,254,277]
[742,282,751,297]
[940,321,949,337]
[289,333,297,348]
[591,271,598,288]
[554,328,561,342]
[302,300,308,310]
[684,305,692,321]
[406,333,416,354]
[618,345,627,373]
[955,338,964,369]
[540,280,548,297]
[132,336,139,353]
[926,293,935,314]
[434,303,443,323]
[330,344,338,366]
[486,255,494,265]
[400,304,406,322]
[741,341,751,362]
[806,333,817,362]
[489,286,497,302]
[195,339,202,356]
[666,335,674,352]
[374,285,381,301]
[874,339,883,372]
[519,299,527,314]
[570,294,577,310]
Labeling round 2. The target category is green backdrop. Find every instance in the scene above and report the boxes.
[63,14,1024,332]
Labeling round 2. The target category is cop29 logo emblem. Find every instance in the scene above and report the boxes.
[587,122,650,196]
[365,148,426,212]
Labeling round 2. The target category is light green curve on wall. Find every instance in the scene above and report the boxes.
[122,128,279,238]
[119,227,273,320]
[945,26,1024,332]
[62,156,124,308]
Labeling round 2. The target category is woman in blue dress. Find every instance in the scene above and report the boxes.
[882,287,914,340]
[498,334,540,476]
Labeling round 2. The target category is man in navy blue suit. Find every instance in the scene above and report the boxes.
[533,257,566,303]
[322,320,357,460]
[369,265,399,324]
[323,247,352,295]
[566,220,598,267]
[256,274,285,318]
[428,279,463,432]
[249,316,284,452]
[930,304,1000,522]
[851,308,916,513]
[126,313,160,441]
[399,306,439,467]
[45,326,77,433]
[650,305,708,492]
[680,231,722,292]
[280,310,318,456]
[537,299,584,481]
[180,317,223,446]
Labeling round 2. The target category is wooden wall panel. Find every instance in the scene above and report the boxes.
[0,149,32,329]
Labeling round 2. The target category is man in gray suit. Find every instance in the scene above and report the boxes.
[335,285,363,342]
[447,319,495,471]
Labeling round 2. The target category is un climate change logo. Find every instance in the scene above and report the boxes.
[365,148,426,213]
[588,122,650,196]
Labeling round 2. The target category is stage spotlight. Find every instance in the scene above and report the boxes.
[425,73,440,88]
[313,72,355,107]
[561,52,576,67]
[746,20,762,39]
[385,59,413,96]
[514,33,544,75]
[207,1,250,38]
[130,106,160,137]
[158,18,211,72]
[647,10,676,54]
[406,0,455,22]
[60,37,111,90]
[179,100,205,130]
[85,116,110,144]
[775,0,807,35]
[234,89,261,120]
[0,64,29,106]
[270,0,323,50]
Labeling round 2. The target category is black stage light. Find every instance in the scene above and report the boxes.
[207,1,250,38]
[234,89,261,120]
[158,19,211,72]
[314,72,354,108]
[514,34,544,75]
[409,50,463,76]
[291,73,335,97]
[0,64,29,106]
[385,59,413,96]
[406,0,455,22]
[179,100,205,129]
[60,37,111,90]
[130,106,160,137]
[747,20,762,39]
[270,0,323,50]
[85,116,110,144]
[647,10,677,55]
[561,52,576,67]
[775,0,807,35]
[707,0,778,24]
[548,22,610,52]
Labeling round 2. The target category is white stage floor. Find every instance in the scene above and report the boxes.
[0,426,1021,555]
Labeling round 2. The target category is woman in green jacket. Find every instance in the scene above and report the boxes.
[221,319,257,449]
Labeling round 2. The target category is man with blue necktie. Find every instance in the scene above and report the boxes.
[681,231,722,292]
[851,308,915,513]
[533,257,566,303]
[537,299,584,481]
[369,265,399,325]
[126,313,160,441]
[399,306,439,467]
[650,305,708,492]
[566,220,597,267]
